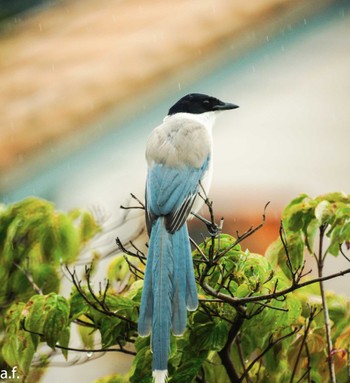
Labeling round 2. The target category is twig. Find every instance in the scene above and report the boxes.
[339,244,350,263]
[120,193,145,210]
[202,266,350,306]
[218,314,245,383]
[290,306,320,382]
[115,237,147,263]
[218,202,270,259]
[236,334,250,383]
[14,262,43,295]
[65,266,137,327]
[240,327,300,381]
[21,319,136,356]
[316,224,336,383]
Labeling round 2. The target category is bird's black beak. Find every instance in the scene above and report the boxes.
[213,102,239,111]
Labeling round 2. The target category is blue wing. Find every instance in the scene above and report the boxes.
[146,156,210,234]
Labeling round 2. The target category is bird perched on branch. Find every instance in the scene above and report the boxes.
[138,93,239,382]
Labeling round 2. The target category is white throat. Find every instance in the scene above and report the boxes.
[164,111,217,133]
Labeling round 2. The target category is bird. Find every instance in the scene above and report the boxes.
[138,93,239,383]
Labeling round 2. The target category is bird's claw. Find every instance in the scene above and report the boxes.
[191,211,219,237]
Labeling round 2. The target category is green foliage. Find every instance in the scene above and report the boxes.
[0,197,100,377]
[1,193,350,383]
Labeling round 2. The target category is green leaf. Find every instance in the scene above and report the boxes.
[69,288,90,321]
[79,210,100,242]
[94,374,128,383]
[58,326,70,360]
[78,320,96,349]
[3,303,37,375]
[315,192,349,204]
[315,200,333,226]
[190,319,228,351]
[129,337,153,383]
[100,316,122,348]
[22,295,46,348]
[42,294,70,349]
[104,295,136,313]
[108,256,130,283]
[305,218,319,253]
[282,194,315,232]
[236,284,250,298]
[170,352,208,383]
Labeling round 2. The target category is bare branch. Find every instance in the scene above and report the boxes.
[217,202,270,259]
[14,262,43,295]
[65,265,137,327]
[202,266,350,306]
[240,327,300,381]
[290,306,320,382]
[120,193,145,210]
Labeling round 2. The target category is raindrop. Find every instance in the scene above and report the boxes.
[303,18,307,25]
[38,23,42,32]
[86,351,94,358]
[177,82,182,91]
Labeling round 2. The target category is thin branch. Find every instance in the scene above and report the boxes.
[316,224,336,383]
[120,193,145,210]
[115,237,147,263]
[236,334,250,383]
[124,254,144,279]
[55,344,136,356]
[14,262,43,295]
[339,243,350,263]
[290,306,320,382]
[218,314,245,383]
[202,266,350,306]
[65,266,137,327]
[218,202,270,259]
[21,319,137,356]
[240,327,300,381]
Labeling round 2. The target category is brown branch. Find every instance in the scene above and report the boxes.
[202,266,350,306]
[21,318,136,356]
[316,224,336,383]
[120,193,145,210]
[290,306,320,382]
[65,266,137,327]
[115,237,147,264]
[217,202,270,259]
[14,262,43,295]
[218,314,245,383]
[240,327,300,381]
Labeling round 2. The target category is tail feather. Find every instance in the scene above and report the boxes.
[184,224,198,311]
[151,218,174,371]
[138,237,154,336]
[138,219,198,382]
[172,226,188,335]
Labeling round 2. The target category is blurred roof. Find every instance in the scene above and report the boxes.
[0,0,333,179]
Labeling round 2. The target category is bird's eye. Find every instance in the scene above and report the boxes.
[202,100,210,106]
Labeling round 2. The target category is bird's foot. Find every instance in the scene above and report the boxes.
[191,212,219,237]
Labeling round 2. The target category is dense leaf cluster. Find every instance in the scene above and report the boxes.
[0,193,349,383]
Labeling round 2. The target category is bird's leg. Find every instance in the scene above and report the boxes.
[191,211,219,237]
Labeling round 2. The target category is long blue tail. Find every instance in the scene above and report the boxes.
[138,218,198,381]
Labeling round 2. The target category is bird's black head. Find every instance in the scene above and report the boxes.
[168,93,239,116]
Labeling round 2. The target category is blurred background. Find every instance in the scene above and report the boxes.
[0,0,349,381]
